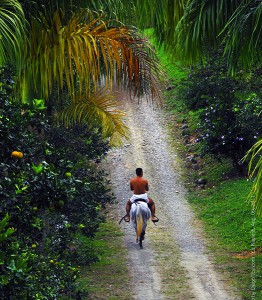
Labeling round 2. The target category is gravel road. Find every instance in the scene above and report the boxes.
[105,93,239,300]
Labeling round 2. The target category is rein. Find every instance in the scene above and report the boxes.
[119,214,127,225]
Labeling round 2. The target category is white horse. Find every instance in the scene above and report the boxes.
[130,200,151,249]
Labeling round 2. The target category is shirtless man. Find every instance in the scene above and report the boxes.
[125,168,157,222]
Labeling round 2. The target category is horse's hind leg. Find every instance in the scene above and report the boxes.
[141,230,145,241]
[139,237,143,249]
[139,230,146,249]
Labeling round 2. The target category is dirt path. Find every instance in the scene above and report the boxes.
[105,95,239,300]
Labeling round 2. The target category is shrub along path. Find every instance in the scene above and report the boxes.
[103,92,240,300]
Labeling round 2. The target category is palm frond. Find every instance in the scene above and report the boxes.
[0,0,25,68]
[129,0,186,47]
[222,1,262,73]
[174,0,239,64]
[243,139,262,217]
[58,88,129,145]
[21,9,162,103]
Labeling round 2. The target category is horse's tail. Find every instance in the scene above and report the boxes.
[136,205,143,239]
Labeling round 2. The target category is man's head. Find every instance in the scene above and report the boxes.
[136,168,143,176]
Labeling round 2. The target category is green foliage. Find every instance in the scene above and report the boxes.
[0,67,112,298]
[221,0,262,73]
[0,65,16,97]
[0,214,30,299]
[132,0,262,72]
[173,55,262,171]
[144,29,187,84]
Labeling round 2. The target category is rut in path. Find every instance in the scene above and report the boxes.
[105,97,239,300]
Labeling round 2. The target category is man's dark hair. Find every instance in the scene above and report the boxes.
[136,168,143,176]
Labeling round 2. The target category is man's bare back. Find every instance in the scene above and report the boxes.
[130,176,149,194]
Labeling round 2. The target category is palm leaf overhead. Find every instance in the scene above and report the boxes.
[58,88,129,145]
[18,7,162,143]
[0,0,162,144]
[120,0,185,46]
[21,9,161,102]
[127,0,261,71]
[222,1,262,72]
[173,0,240,63]
[0,0,25,68]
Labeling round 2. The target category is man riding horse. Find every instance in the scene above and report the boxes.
[125,168,158,222]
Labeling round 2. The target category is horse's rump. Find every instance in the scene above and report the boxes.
[130,201,151,241]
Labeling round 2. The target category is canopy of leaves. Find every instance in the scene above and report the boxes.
[127,0,262,72]
[21,9,161,100]
[0,1,163,145]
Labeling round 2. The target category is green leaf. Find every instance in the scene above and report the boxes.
[7,259,16,272]
[33,99,46,110]
[32,163,44,174]
[0,214,10,231]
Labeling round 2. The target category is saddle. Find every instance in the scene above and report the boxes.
[133,198,148,203]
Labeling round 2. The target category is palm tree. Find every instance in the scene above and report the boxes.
[0,1,162,144]
[24,8,161,142]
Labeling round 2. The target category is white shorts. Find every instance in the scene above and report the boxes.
[130,193,149,203]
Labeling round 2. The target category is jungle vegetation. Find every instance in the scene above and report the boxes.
[0,0,261,298]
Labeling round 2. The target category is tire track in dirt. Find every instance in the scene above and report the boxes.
[105,95,239,300]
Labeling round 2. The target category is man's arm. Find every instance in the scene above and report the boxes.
[145,180,149,191]
[130,180,134,191]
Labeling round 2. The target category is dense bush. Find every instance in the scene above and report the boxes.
[0,67,112,298]
[197,92,261,170]
[174,55,262,171]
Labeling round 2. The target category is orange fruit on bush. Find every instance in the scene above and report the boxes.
[11,151,23,159]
